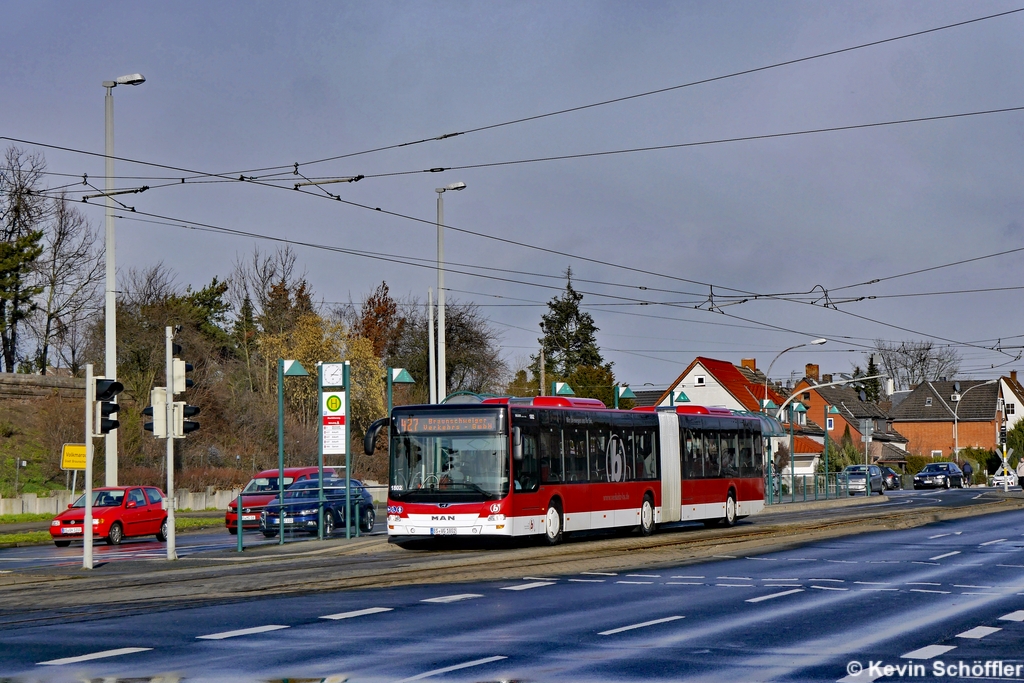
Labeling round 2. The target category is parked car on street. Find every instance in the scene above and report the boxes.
[49,486,167,546]
[260,478,375,537]
[225,466,343,533]
[842,465,885,495]
[991,467,1019,488]
[913,462,964,489]
[880,466,902,490]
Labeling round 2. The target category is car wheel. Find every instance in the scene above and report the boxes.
[639,494,655,536]
[322,510,335,537]
[544,500,563,545]
[722,492,737,527]
[228,526,238,535]
[360,507,375,533]
[54,540,71,547]
[262,530,277,538]
[156,518,168,542]
[106,522,124,546]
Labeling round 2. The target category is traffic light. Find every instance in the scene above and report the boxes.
[172,358,194,394]
[173,401,201,437]
[142,387,167,438]
[93,377,124,435]
[1000,424,1007,445]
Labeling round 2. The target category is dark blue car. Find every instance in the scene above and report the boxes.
[260,478,376,537]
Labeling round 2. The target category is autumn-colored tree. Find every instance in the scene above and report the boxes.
[354,281,405,359]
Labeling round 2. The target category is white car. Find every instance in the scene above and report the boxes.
[991,469,1019,488]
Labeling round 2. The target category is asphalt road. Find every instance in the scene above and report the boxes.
[0,490,1022,682]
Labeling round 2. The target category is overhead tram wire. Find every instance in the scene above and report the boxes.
[830,243,1024,292]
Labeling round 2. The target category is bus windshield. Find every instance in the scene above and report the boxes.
[390,409,508,502]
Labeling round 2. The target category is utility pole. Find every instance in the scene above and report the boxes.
[540,347,545,396]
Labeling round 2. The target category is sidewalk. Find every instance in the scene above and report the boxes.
[762,493,888,514]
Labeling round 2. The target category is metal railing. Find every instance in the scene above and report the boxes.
[765,472,859,505]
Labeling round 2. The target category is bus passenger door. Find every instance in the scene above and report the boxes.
[512,424,543,535]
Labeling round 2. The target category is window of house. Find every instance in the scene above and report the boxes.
[925,397,932,407]
[826,417,834,431]
[930,450,942,458]
[694,375,706,387]
[1007,403,1016,415]
[802,392,810,400]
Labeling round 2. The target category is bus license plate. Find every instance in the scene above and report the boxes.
[431,527,457,536]
[61,527,82,534]
[284,518,294,524]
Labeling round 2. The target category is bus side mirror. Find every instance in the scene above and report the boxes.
[364,417,390,456]
[513,426,523,461]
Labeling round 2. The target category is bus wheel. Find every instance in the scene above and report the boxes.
[722,492,737,527]
[639,495,655,536]
[544,501,563,545]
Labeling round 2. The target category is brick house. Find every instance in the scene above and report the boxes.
[889,380,1000,458]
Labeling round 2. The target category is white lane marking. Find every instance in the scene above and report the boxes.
[763,577,799,581]
[953,584,992,589]
[999,610,1024,622]
[909,589,950,595]
[929,551,961,561]
[320,607,393,620]
[962,592,1000,596]
[972,493,985,500]
[716,583,755,587]
[855,581,891,585]
[860,588,899,592]
[901,644,956,659]
[667,581,703,585]
[746,556,777,561]
[616,580,652,585]
[671,575,704,579]
[928,533,950,539]
[912,561,939,565]
[522,576,557,581]
[809,578,844,583]
[568,578,605,583]
[598,615,684,636]
[746,588,804,603]
[865,560,899,564]
[907,582,941,586]
[826,560,857,564]
[502,581,555,591]
[397,655,507,682]
[785,557,818,561]
[197,625,288,640]
[421,594,483,604]
[956,626,1001,639]
[717,576,752,580]
[998,564,1024,568]
[626,574,661,578]
[980,538,1007,546]
[581,571,617,576]
[38,647,152,666]
[812,585,848,591]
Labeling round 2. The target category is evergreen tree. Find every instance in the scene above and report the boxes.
[863,354,882,401]
[534,268,607,378]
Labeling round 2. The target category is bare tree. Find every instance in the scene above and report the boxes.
[872,339,962,391]
[26,193,103,374]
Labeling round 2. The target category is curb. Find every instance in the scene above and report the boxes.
[762,494,888,514]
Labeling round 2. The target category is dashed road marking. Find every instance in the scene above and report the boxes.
[909,589,950,595]
[38,648,152,666]
[912,561,939,566]
[811,585,848,591]
[901,644,956,659]
[929,551,961,560]
[763,577,799,581]
[616,580,653,585]
[825,560,857,564]
[957,626,1001,639]
[522,576,558,581]
[953,584,992,589]
[746,556,777,561]
[907,582,941,586]
[599,615,684,636]
[716,583,755,587]
[397,655,507,682]
[671,575,704,579]
[502,582,555,591]
[667,581,703,585]
[855,581,891,585]
[999,610,1024,622]
[421,594,483,604]
[928,533,950,539]
[809,578,844,582]
[320,607,393,620]
[997,564,1024,568]
[568,578,605,583]
[626,574,661,578]
[197,625,289,640]
[717,576,752,580]
[980,538,1007,546]
[746,588,804,603]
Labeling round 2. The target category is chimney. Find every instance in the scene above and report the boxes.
[822,373,833,383]
[741,358,757,372]
[805,363,819,382]
[1012,370,1018,383]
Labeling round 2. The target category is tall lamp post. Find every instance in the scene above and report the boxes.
[762,338,827,415]
[102,73,146,486]
[953,379,997,461]
[435,182,466,403]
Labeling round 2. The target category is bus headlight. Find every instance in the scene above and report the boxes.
[388,514,401,523]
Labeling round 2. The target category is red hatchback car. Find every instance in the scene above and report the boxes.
[50,486,168,547]
[225,466,342,533]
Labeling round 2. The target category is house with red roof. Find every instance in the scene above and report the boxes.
[654,357,786,413]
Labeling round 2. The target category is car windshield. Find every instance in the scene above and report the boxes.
[72,490,125,508]
[921,464,948,473]
[283,484,319,500]
[243,476,295,493]
[845,466,867,474]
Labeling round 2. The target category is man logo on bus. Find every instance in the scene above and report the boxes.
[606,434,625,482]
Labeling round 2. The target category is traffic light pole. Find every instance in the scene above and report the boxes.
[83,363,95,570]
[165,326,177,560]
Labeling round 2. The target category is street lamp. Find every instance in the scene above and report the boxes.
[953,379,997,461]
[762,338,827,413]
[435,181,466,402]
[102,73,146,486]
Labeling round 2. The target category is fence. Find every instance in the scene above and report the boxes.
[764,472,861,505]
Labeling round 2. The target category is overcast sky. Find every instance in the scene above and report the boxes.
[4,1,1024,389]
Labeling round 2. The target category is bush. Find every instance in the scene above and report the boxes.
[904,455,929,475]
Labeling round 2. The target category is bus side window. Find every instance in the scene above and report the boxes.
[690,430,705,479]
[704,431,720,478]
[622,431,635,481]
[565,428,587,483]
[589,425,609,482]
[753,432,764,477]
[721,431,739,477]
[739,429,755,477]
[682,428,701,479]
[514,428,540,493]
[637,429,658,480]
[540,427,563,483]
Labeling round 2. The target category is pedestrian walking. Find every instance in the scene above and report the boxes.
[962,460,973,488]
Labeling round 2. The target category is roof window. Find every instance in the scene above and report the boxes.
[925,397,932,407]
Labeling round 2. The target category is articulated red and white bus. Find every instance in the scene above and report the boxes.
[368,396,766,545]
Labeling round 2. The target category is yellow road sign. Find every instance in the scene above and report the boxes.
[61,443,86,471]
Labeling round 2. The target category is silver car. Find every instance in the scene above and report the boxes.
[843,465,885,496]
